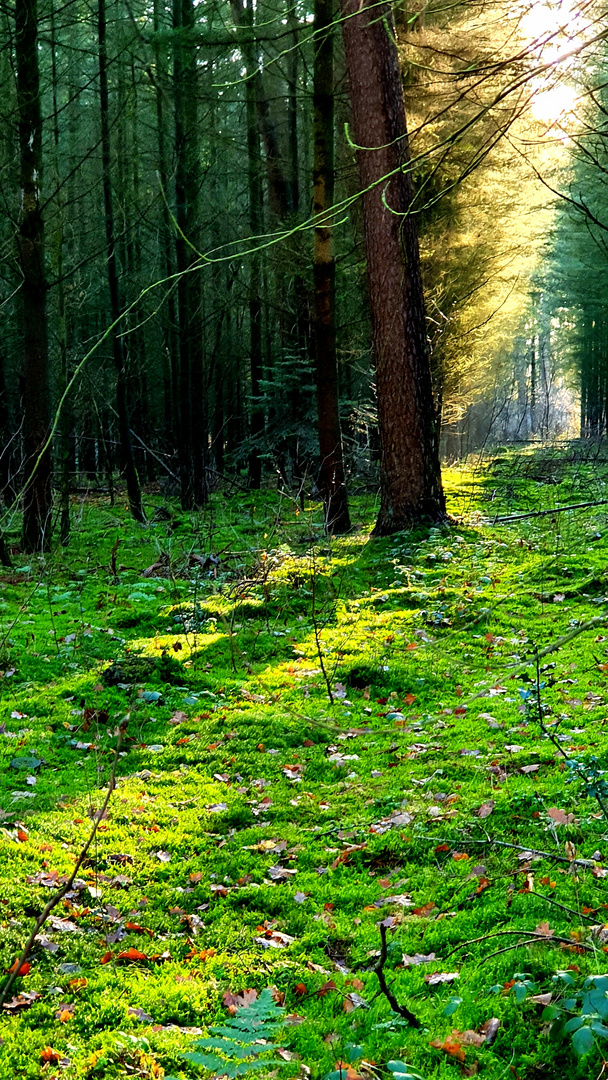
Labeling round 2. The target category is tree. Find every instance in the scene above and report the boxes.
[98,0,145,523]
[312,0,350,532]
[16,0,52,551]
[340,0,445,533]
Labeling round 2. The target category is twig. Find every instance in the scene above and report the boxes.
[0,722,127,1008]
[442,925,595,963]
[374,922,420,1029]
[456,615,608,710]
[415,833,595,867]
[476,935,592,965]
[310,550,334,705]
[492,498,608,523]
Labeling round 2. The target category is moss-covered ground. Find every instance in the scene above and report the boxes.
[2,444,608,1078]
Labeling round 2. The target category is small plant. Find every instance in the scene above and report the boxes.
[495,971,608,1059]
[324,1048,427,1080]
[169,988,288,1079]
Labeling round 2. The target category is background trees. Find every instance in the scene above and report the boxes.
[0,0,603,545]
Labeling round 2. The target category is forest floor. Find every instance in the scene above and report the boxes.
[3,444,608,1079]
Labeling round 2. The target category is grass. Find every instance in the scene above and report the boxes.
[2,445,608,1077]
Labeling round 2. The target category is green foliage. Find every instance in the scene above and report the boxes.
[182,989,287,1078]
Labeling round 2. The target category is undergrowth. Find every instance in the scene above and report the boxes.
[1,446,608,1077]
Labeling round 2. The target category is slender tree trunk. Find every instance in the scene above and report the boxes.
[153,0,178,452]
[97,0,145,523]
[241,0,264,489]
[173,0,206,508]
[313,0,350,533]
[341,0,445,533]
[16,0,52,551]
[51,2,71,545]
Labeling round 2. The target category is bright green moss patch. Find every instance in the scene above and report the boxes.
[3,449,608,1076]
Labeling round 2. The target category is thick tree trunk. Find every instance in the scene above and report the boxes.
[340,0,445,533]
[16,0,52,551]
[97,0,145,523]
[313,0,350,533]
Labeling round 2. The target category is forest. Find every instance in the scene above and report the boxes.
[2,0,608,1076]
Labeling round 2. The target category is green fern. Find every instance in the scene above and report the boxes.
[175,988,288,1079]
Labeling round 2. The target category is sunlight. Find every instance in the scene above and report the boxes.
[530,80,578,121]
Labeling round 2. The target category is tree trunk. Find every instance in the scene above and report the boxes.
[97,0,145,523]
[174,0,206,509]
[16,0,52,551]
[241,0,264,490]
[313,0,350,533]
[340,0,445,533]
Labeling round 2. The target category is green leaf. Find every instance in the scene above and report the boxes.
[346,1045,364,1062]
[513,982,529,1003]
[10,756,42,771]
[590,1022,608,1039]
[572,1025,595,1057]
[564,1016,584,1033]
[443,996,463,1017]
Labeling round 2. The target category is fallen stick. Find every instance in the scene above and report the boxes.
[0,721,127,1009]
[491,498,608,523]
[375,922,420,1028]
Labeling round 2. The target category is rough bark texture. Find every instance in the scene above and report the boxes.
[313,0,350,533]
[174,0,206,509]
[98,0,145,523]
[241,0,264,490]
[16,0,52,551]
[341,0,445,533]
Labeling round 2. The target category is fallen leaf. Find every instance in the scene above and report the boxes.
[547,807,576,825]
[425,972,460,986]
[478,801,495,819]
[402,952,435,967]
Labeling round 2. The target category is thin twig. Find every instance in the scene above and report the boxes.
[415,833,596,868]
[374,922,420,1029]
[492,498,608,523]
[0,722,127,1008]
[476,935,592,965]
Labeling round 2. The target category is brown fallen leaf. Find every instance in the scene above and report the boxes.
[223,989,258,1014]
[478,801,495,819]
[533,922,554,938]
[480,1017,501,1045]
[547,807,576,825]
[424,971,460,986]
[401,952,435,967]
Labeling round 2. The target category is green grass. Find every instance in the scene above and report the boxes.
[2,447,608,1077]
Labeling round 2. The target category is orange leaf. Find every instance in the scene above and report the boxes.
[295,982,308,996]
[16,830,28,842]
[413,902,435,917]
[69,978,87,989]
[59,1009,72,1023]
[116,948,148,962]
[435,844,450,853]
[40,1047,60,1064]
[430,1036,465,1061]
[125,922,154,938]
[100,951,113,964]
[452,853,470,862]
[8,960,30,976]
[404,693,416,706]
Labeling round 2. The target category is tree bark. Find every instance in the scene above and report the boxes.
[173,0,206,509]
[16,0,52,551]
[313,0,350,533]
[97,0,145,523]
[340,0,445,533]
